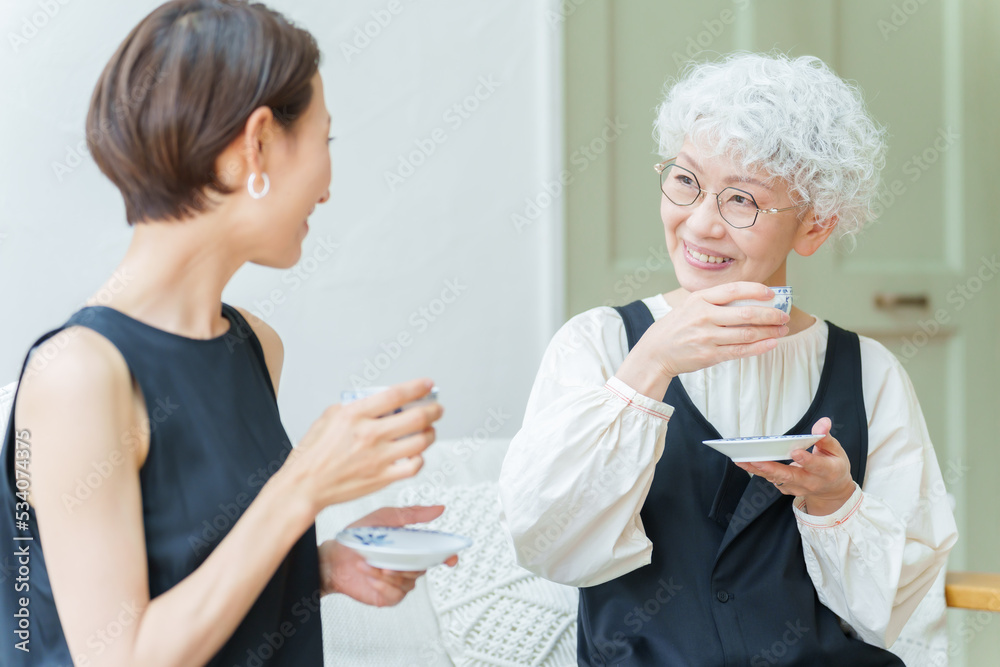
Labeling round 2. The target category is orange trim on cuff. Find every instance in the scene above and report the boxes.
[604,381,670,422]
[796,491,864,529]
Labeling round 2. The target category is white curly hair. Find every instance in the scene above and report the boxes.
[654,52,887,241]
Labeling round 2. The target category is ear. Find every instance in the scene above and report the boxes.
[240,106,277,174]
[792,210,837,257]
[213,106,276,190]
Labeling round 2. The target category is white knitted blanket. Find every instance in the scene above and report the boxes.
[399,481,577,667]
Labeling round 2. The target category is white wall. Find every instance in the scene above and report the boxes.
[0,0,564,444]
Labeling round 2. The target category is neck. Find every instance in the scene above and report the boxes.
[86,216,247,339]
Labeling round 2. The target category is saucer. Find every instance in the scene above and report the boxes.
[702,433,823,463]
[335,526,472,571]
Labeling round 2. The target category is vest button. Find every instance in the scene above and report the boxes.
[716,590,730,603]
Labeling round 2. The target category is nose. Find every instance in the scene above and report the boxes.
[684,192,728,238]
[318,189,330,204]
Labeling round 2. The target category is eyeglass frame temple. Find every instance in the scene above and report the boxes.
[653,158,807,216]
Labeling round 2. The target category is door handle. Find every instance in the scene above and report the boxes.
[874,292,930,310]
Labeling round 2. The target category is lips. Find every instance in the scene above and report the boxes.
[684,241,733,265]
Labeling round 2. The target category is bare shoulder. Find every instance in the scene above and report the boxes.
[232,306,284,394]
[15,326,138,495]
[17,325,132,409]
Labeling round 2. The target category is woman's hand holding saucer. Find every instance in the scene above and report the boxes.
[318,505,458,606]
[616,282,789,400]
[735,417,856,516]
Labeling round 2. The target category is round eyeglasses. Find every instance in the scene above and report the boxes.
[654,159,806,229]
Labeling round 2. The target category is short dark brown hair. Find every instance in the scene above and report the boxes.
[85,0,321,225]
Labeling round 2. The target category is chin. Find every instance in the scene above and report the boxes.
[674,266,732,293]
[678,277,726,294]
[250,249,302,270]
[278,250,303,270]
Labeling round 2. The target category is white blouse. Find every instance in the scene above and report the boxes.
[498,294,958,652]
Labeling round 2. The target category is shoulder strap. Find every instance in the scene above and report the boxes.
[822,320,868,484]
[222,304,277,403]
[613,300,656,352]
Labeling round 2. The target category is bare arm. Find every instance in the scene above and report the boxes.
[232,308,457,603]
[21,327,439,666]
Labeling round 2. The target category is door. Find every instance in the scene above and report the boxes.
[564,1,1000,664]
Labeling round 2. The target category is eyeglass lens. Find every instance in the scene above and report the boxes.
[659,163,759,229]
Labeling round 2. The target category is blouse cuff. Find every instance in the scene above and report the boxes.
[792,483,863,528]
[604,376,674,422]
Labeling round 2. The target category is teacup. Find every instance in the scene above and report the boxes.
[723,285,793,315]
[341,386,439,413]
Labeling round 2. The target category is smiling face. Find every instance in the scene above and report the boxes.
[235,72,333,269]
[661,139,829,293]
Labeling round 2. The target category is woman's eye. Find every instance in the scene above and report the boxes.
[327,136,335,144]
[729,193,756,208]
[675,175,696,188]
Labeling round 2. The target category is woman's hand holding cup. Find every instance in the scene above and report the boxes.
[279,378,442,515]
[615,282,789,400]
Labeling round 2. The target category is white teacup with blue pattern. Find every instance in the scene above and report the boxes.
[341,386,439,412]
[723,285,793,315]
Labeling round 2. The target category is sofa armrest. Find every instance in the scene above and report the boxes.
[945,571,1000,611]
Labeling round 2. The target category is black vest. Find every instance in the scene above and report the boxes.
[577,300,902,667]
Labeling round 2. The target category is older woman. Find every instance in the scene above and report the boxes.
[0,2,450,665]
[499,53,957,665]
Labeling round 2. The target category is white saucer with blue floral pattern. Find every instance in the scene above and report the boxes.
[702,433,823,463]
[336,526,472,570]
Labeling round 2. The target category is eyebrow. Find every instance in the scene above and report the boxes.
[676,151,772,191]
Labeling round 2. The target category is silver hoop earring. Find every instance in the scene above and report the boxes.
[248,172,270,199]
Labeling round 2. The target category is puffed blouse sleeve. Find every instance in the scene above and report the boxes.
[498,306,673,587]
[791,337,959,648]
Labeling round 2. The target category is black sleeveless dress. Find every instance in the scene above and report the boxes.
[577,300,903,666]
[0,304,323,666]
